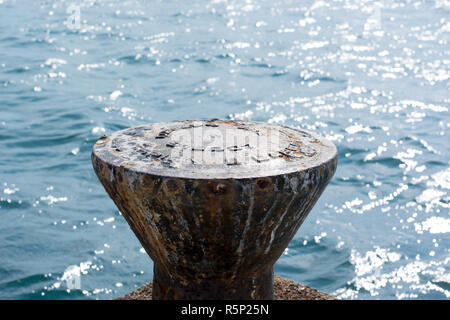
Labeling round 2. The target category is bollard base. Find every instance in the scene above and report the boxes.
[152,265,274,300]
[117,275,337,300]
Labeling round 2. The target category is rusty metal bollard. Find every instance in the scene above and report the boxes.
[91,120,337,300]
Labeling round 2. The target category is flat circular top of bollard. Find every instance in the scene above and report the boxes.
[92,120,337,179]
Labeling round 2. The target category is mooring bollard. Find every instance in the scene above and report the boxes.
[91,119,337,300]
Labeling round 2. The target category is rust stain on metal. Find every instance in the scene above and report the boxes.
[92,119,337,300]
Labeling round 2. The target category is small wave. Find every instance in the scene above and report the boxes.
[9,133,82,148]
[0,274,48,290]
[0,198,30,210]
[4,67,30,74]
[118,55,157,65]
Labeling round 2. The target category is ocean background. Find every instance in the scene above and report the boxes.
[0,0,449,299]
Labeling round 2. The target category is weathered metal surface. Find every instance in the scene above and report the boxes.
[91,119,337,300]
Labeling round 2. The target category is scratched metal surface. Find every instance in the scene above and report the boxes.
[92,120,336,179]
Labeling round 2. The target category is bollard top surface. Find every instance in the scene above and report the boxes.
[92,119,337,179]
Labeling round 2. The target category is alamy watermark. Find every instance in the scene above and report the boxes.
[61,265,81,290]
[364,4,382,32]
[166,123,282,166]
[64,4,81,30]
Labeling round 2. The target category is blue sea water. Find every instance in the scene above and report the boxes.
[0,0,449,300]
